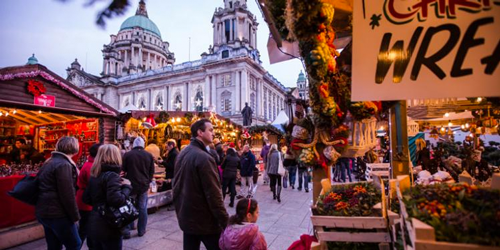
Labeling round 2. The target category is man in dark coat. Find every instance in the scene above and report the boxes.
[173,119,229,250]
[122,137,154,238]
[238,145,256,198]
[162,139,178,180]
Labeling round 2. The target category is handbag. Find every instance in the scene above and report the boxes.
[277,153,286,176]
[8,174,39,206]
[97,172,139,229]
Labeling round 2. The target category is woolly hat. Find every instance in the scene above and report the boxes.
[133,137,145,148]
[228,142,235,148]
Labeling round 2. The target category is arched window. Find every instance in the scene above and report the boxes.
[220,90,232,114]
[123,98,130,108]
[194,88,204,112]
[138,97,146,110]
[155,94,163,110]
[174,94,182,111]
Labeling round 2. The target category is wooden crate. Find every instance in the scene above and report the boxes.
[395,180,500,250]
[366,163,390,181]
[311,175,393,249]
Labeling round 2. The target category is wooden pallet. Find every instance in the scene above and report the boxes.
[395,179,500,250]
[312,175,393,249]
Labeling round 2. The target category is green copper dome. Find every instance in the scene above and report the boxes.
[297,70,306,82]
[27,54,39,65]
[119,15,162,38]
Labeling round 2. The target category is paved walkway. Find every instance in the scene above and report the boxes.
[10,177,314,250]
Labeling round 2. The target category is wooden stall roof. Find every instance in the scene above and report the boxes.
[0,64,118,118]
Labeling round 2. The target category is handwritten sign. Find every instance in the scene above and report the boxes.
[34,94,56,107]
[352,0,500,101]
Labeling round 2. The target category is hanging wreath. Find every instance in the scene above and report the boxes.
[27,80,46,97]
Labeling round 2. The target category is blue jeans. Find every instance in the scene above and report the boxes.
[124,191,148,236]
[297,168,309,190]
[37,217,81,250]
[287,166,297,187]
[340,158,353,182]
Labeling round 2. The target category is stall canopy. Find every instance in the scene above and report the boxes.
[271,110,289,133]
[119,104,139,114]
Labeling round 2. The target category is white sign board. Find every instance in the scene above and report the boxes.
[352,0,500,101]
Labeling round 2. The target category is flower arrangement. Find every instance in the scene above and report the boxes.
[299,148,316,165]
[316,182,381,216]
[401,183,500,246]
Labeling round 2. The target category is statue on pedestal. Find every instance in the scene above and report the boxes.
[241,102,253,126]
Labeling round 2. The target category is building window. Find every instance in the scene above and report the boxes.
[250,93,256,116]
[222,50,229,58]
[264,89,267,120]
[194,89,204,112]
[221,91,232,114]
[229,1,233,8]
[250,77,257,90]
[221,74,231,87]
[138,97,146,110]
[123,98,130,108]
[224,19,231,42]
[155,94,163,110]
[174,94,182,111]
[232,19,235,41]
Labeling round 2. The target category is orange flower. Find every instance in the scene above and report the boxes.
[327,192,342,201]
[353,185,367,195]
[335,201,349,210]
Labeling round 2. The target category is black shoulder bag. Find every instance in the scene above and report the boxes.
[97,172,139,229]
[8,174,39,206]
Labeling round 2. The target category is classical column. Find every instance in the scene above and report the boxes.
[258,79,263,118]
[234,71,240,112]
[241,69,249,109]
[204,75,210,108]
[132,91,136,106]
[164,86,168,110]
[147,53,150,69]
[185,82,189,111]
[211,75,217,111]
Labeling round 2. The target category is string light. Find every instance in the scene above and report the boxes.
[5,112,8,117]
[448,121,452,127]
[444,113,449,117]
[38,110,42,114]
[0,112,3,117]
[477,97,482,103]
[12,109,17,114]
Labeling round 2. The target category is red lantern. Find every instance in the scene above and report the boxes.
[143,114,157,128]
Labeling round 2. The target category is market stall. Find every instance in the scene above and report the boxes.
[118,110,243,208]
[0,63,119,248]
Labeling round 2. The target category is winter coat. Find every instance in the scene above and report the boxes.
[162,148,178,179]
[260,144,271,163]
[215,143,224,164]
[209,148,221,166]
[83,164,132,241]
[173,138,229,235]
[76,156,94,211]
[36,151,80,222]
[221,149,240,179]
[240,151,256,177]
[219,223,267,250]
[122,146,155,195]
[266,150,281,175]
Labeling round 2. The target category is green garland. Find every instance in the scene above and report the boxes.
[247,124,284,136]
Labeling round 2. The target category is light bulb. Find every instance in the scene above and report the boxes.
[444,113,449,117]
[466,123,470,128]
[448,122,452,127]
[379,126,384,130]
[0,112,3,117]
[176,117,181,122]
[38,110,42,114]
[461,125,465,129]
[440,127,445,131]
[5,112,8,117]
[13,109,17,114]
[477,97,482,103]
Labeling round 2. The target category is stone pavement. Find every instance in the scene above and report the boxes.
[10,177,314,250]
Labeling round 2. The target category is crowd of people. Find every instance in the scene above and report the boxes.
[33,118,314,250]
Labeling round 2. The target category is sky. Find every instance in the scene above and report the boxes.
[0,0,304,87]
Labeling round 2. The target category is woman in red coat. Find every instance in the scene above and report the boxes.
[76,143,102,249]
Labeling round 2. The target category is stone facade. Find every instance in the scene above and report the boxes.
[66,0,287,125]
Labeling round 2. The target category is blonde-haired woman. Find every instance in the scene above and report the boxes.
[266,144,283,202]
[36,136,81,250]
[83,144,132,250]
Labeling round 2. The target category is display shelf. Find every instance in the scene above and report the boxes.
[44,129,69,133]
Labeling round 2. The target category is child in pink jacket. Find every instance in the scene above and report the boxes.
[219,198,267,250]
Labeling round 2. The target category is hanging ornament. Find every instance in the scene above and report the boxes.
[27,79,46,97]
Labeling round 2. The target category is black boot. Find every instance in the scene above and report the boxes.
[271,186,276,200]
[277,186,282,203]
[229,196,235,207]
